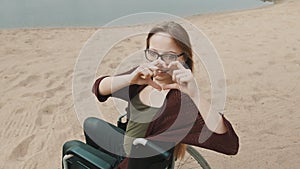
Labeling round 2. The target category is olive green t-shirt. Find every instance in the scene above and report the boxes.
[123,95,160,154]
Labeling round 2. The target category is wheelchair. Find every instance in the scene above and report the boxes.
[62,114,211,169]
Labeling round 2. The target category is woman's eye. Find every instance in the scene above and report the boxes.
[150,51,155,54]
[165,54,176,59]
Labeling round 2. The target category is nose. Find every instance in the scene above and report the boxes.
[154,58,168,70]
[157,57,163,61]
[156,57,168,65]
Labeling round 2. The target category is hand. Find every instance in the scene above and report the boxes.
[162,61,199,98]
[129,60,167,90]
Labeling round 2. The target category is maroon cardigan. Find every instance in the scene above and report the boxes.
[92,73,239,169]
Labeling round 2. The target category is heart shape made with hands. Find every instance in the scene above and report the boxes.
[142,61,189,91]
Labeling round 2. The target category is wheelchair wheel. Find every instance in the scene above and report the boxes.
[175,146,211,169]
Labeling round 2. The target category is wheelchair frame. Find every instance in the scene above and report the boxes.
[62,114,211,169]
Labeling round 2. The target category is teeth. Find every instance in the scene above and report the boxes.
[157,70,166,73]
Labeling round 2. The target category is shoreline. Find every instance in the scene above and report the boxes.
[0,1,283,31]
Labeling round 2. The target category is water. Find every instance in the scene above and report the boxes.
[0,0,274,29]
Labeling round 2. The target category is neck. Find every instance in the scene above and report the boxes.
[153,77,173,87]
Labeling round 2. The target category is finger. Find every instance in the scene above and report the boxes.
[174,73,187,83]
[168,61,186,70]
[140,67,154,78]
[145,68,154,77]
[140,72,150,80]
[144,64,159,72]
[148,65,158,72]
[151,59,167,70]
[179,76,193,83]
[147,79,162,91]
[172,69,179,81]
[140,63,158,72]
[151,59,166,66]
[148,61,168,74]
[172,69,186,82]
[162,83,180,90]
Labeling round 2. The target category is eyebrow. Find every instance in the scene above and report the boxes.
[149,48,178,54]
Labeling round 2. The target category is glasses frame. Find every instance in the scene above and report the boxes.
[144,49,185,63]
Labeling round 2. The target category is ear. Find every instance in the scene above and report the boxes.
[178,56,185,63]
[177,56,189,69]
[179,53,188,62]
[181,53,192,69]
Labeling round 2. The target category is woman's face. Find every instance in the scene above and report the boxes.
[148,32,185,82]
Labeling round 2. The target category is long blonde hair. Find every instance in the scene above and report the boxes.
[174,144,187,159]
[146,21,195,159]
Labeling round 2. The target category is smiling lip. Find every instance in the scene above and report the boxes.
[157,70,166,73]
[157,67,169,73]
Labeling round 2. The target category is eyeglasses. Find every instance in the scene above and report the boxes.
[144,49,185,64]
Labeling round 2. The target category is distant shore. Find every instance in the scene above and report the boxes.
[0,0,276,30]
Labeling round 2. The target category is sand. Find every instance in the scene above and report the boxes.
[0,0,299,168]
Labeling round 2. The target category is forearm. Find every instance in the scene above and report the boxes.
[190,95,227,134]
[98,74,132,96]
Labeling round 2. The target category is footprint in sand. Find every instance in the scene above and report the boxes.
[64,69,73,78]
[16,75,40,88]
[268,60,276,66]
[45,79,55,88]
[14,108,24,114]
[22,161,38,169]
[35,104,55,128]
[9,134,35,160]
[43,71,54,80]
[0,102,4,110]
[284,53,296,60]
[43,71,62,88]
[5,71,25,84]
[21,85,66,99]
[249,71,263,77]
[45,85,66,98]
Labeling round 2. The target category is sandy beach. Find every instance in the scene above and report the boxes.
[0,0,299,168]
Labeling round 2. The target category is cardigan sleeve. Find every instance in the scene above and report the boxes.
[92,76,112,102]
[92,68,139,102]
[183,114,239,155]
[144,90,239,155]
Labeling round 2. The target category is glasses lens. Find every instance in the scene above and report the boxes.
[161,54,177,63]
[145,50,157,61]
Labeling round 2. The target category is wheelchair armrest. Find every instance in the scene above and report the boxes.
[118,113,127,122]
[64,141,117,169]
[133,138,171,160]
[117,113,128,131]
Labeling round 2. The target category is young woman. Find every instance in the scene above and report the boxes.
[86,21,239,169]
